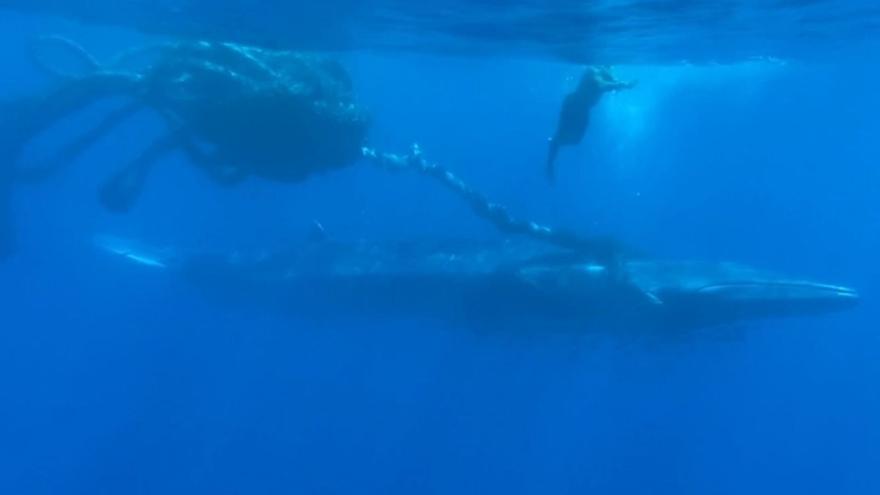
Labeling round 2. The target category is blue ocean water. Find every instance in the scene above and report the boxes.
[0,3,878,494]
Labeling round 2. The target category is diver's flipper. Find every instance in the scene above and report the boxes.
[98,134,177,213]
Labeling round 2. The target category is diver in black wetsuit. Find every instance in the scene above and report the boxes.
[546,66,636,183]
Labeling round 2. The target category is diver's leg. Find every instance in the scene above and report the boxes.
[98,133,178,213]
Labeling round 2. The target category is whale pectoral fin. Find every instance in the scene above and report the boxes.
[98,133,177,213]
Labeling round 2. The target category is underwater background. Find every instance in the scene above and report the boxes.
[0,2,878,494]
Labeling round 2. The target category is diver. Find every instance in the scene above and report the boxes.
[546,66,636,183]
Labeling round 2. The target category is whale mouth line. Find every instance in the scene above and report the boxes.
[698,281,858,295]
[694,281,860,308]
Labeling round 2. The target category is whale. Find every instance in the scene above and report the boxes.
[94,235,859,332]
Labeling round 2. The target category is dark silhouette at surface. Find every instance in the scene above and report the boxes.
[546,66,635,183]
[0,36,368,258]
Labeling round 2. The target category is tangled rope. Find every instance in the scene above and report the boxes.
[362,145,623,260]
[8,35,624,262]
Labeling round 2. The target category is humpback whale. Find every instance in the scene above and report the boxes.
[95,235,858,331]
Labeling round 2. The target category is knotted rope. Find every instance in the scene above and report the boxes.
[362,144,622,260]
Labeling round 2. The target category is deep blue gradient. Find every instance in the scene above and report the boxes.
[1,9,878,495]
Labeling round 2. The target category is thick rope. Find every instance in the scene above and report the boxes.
[27,35,101,79]
[28,35,172,78]
[362,144,623,260]
[17,37,624,261]
[15,101,143,183]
